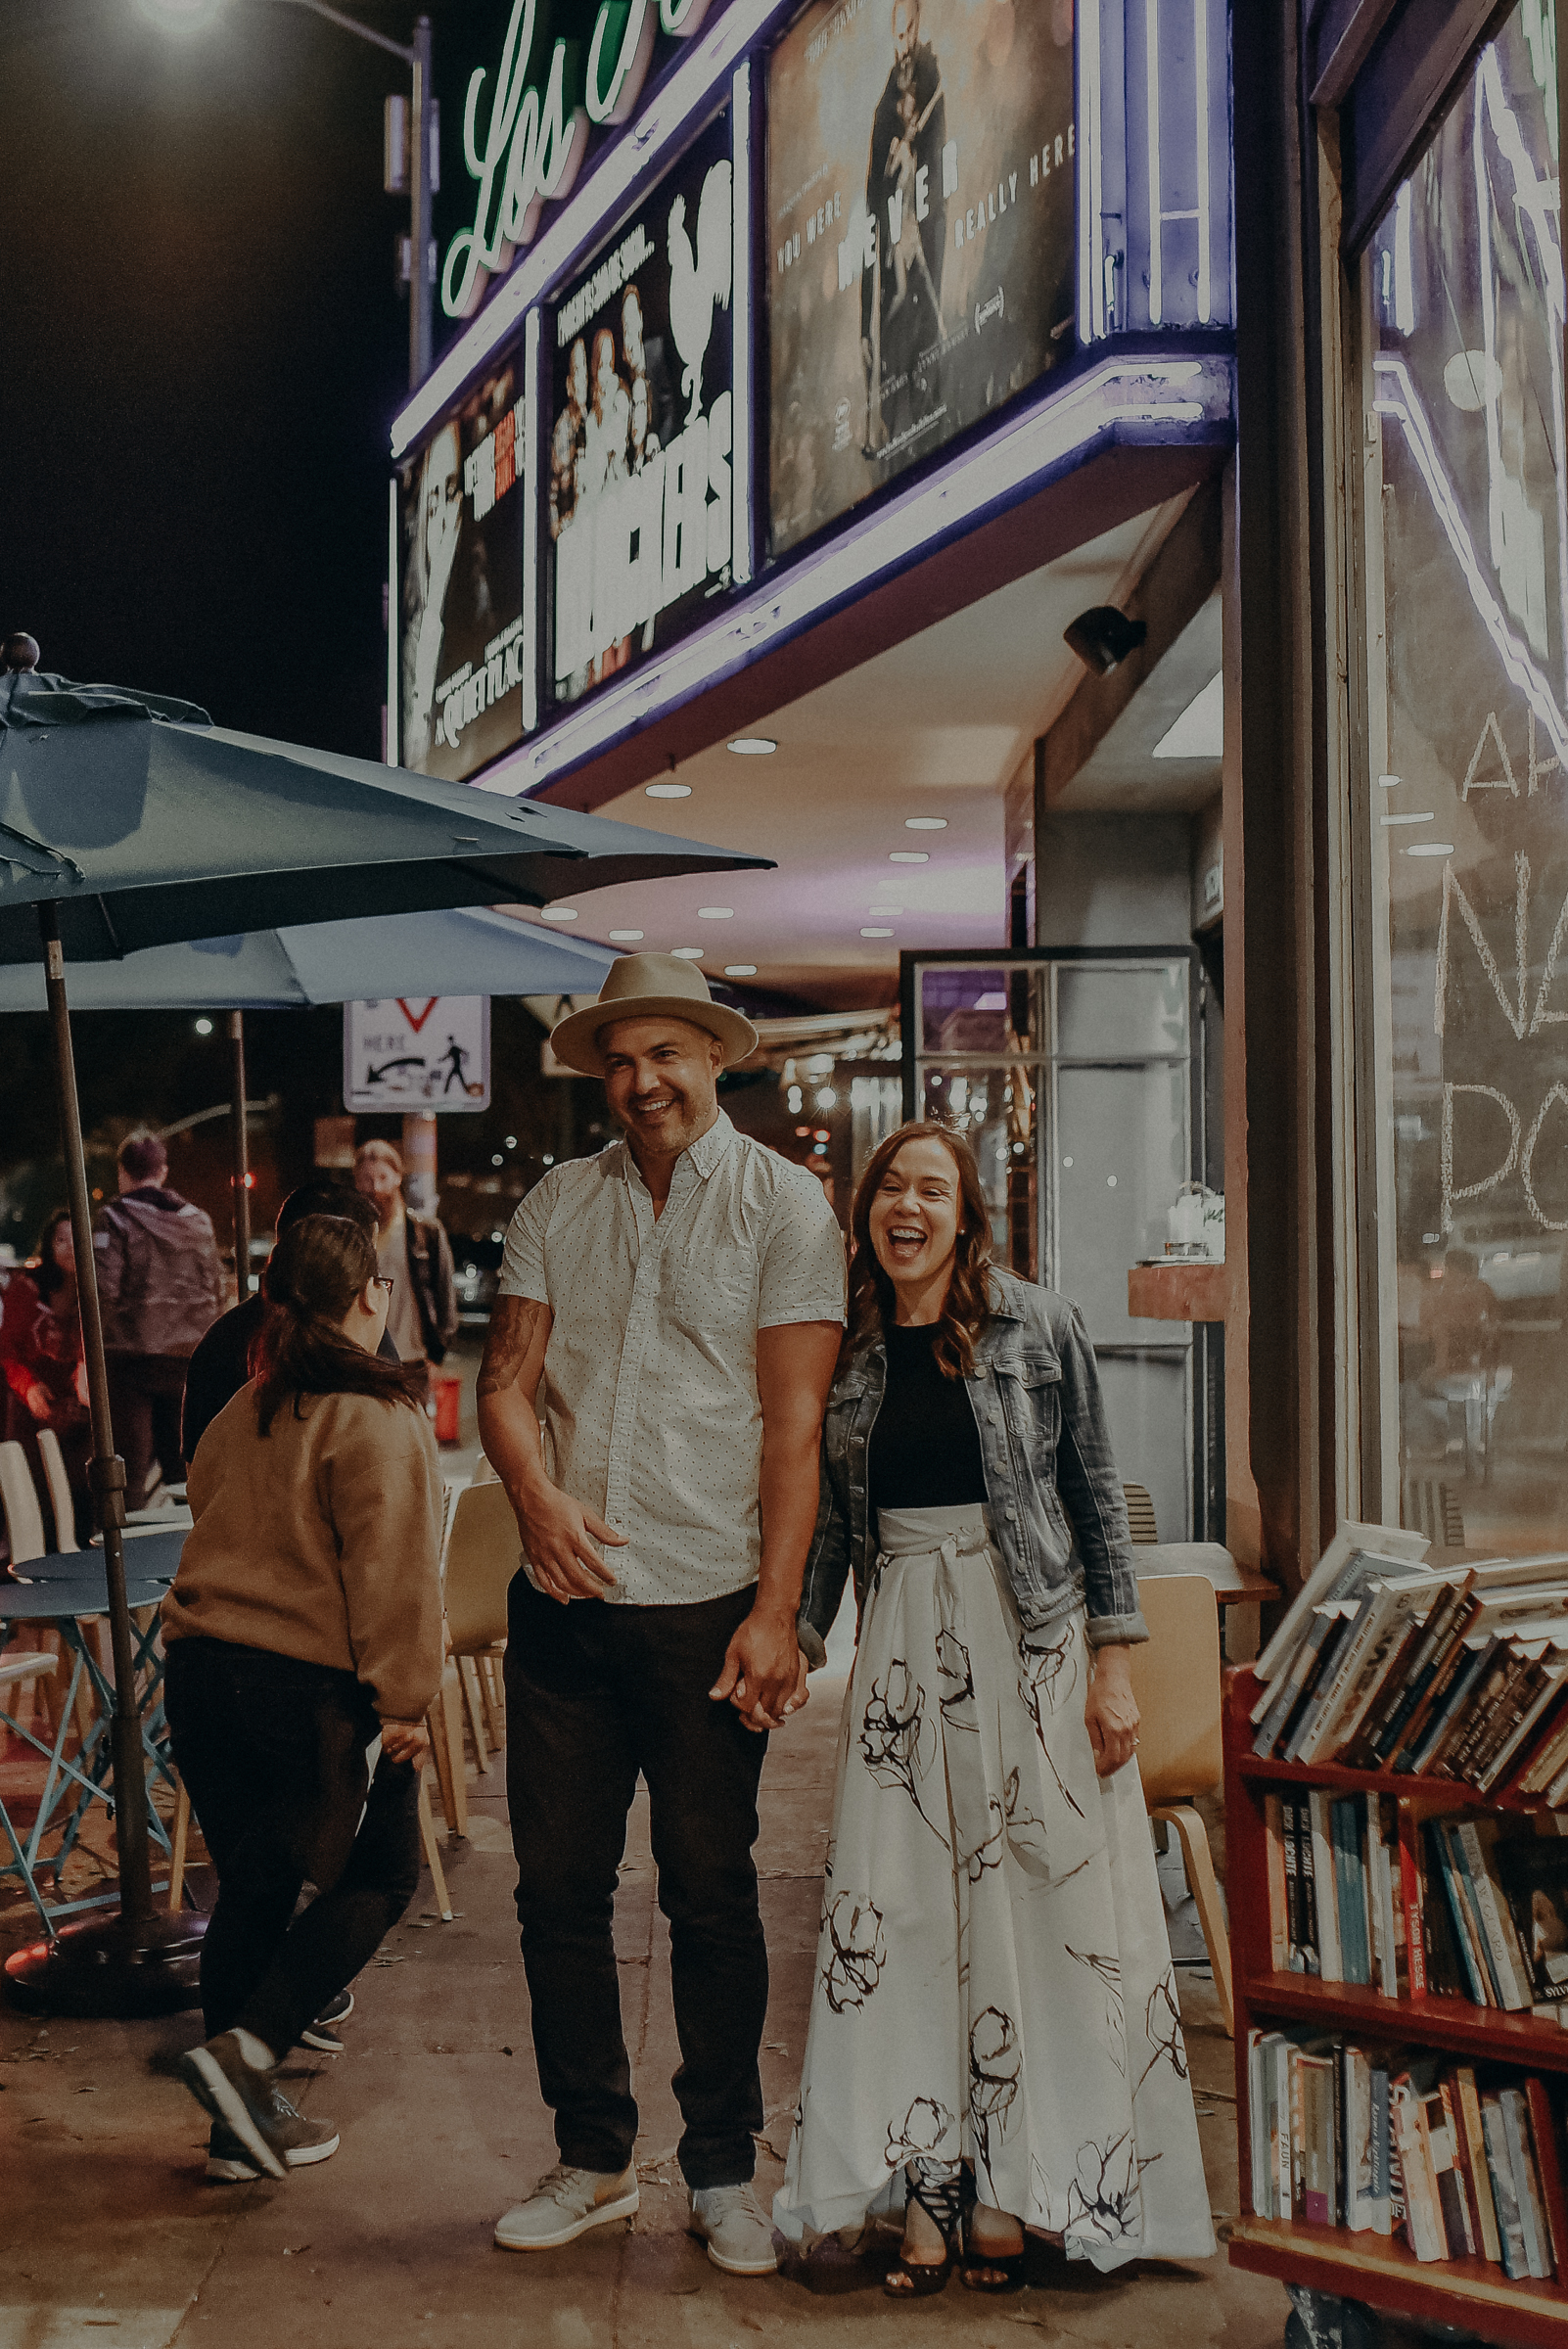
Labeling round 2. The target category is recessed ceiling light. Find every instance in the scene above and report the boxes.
[671,945,705,958]
[696,906,734,919]
[860,926,895,938]
[540,905,578,922]
[904,816,947,830]
[889,851,929,863]
[645,780,691,798]
[608,928,645,942]
[727,737,777,756]
[1152,670,1223,759]
[724,963,758,977]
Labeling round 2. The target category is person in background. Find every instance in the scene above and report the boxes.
[97,1130,225,1508]
[777,1122,1214,2293]
[166,1215,442,2183]
[182,1180,395,1464]
[352,1139,458,1395]
[0,1207,90,1544]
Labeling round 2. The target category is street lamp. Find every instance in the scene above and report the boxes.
[144,0,436,392]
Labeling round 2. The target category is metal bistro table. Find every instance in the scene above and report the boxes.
[1,1526,185,1927]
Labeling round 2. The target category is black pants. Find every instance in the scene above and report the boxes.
[505,1576,769,2190]
[107,1352,188,1509]
[164,1637,421,2054]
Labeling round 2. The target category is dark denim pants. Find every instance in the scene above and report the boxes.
[504,1574,769,2190]
[164,1636,421,2054]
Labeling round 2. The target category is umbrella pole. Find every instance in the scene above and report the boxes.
[2,909,203,2015]
[229,1011,251,1301]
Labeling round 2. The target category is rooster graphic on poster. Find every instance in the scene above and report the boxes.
[667,160,732,427]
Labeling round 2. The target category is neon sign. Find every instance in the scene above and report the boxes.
[442,0,714,322]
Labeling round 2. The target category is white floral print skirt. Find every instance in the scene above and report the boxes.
[774,1502,1215,2271]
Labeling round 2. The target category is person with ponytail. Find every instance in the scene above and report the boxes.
[162,1215,443,2185]
[774,1123,1213,2293]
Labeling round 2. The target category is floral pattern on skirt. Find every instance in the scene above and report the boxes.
[775,1503,1215,2271]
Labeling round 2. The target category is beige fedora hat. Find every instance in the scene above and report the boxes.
[548,952,759,1077]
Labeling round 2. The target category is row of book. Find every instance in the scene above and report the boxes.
[1248,2031,1567,2279]
[1266,1790,1568,2014]
[1250,1524,1568,1790]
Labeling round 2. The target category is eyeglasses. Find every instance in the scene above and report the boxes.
[371,1275,395,1294]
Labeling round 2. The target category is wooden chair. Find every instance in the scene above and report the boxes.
[34,1429,79,1554]
[1122,1481,1160,1543]
[1126,1571,1234,2037]
[423,1476,515,1837]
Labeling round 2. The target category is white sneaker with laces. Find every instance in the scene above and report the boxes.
[687,2183,780,2275]
[493,2161,639,2251]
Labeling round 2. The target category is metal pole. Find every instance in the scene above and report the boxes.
[410,14,433,390]
[229,1010,252,1301]
[36,904,152,1927]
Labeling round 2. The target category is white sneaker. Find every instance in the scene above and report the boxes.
[493,2161,639,2251]
[688,2183,780,2275]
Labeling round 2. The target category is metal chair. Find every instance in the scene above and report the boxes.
[0,1645,64,1932]
[1126,1571,1234,2037]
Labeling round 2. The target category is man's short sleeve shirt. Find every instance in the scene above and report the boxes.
[497,1112,846,1605]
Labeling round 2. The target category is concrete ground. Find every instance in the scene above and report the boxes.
[0,1678,1290,2349]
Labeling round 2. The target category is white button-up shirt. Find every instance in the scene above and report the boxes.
[497,1112,847,1606]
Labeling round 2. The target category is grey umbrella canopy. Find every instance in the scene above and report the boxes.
[0,653,767,2017]
[0,668,762,958]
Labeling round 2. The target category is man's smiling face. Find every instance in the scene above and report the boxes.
[601,1017,724,1162]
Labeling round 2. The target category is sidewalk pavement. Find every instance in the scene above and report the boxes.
[0,1679,1288,2349]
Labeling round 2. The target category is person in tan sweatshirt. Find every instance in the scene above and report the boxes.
[164,1213,443,2184]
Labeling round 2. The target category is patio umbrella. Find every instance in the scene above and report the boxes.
[0,907,622,1281]
[0,650,767,2016]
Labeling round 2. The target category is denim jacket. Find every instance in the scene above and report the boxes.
[796,1267,1149,1665]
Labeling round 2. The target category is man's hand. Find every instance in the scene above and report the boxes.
[711,1607,807,1733]
[512,1479,626,1605]
[24,1382,52,1423]
[380,1719,430,1766]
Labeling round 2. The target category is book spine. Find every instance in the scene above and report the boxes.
[1308,1791,1339,1982]
[1282,1798,1306,1973]
[1455,1820,1533,2010]
[1372,1578,1477,1764]
[1392,1599,1483,1771]
[1289,2050,1307,2223]
[1298,1803,1322,1977]
[1483,2095,1529,2280]
[1466,1657,1545,1787]
[1296,1601,1381,1765]
[1455,2065,1501,2264]
[1370,2065,1393,2235]
[1525,2078,1568,2280]
[1391,2082,1446,2261]
[1436,2081,1477,2256]
[1411,1642,1498,1776]
[1345,1620,1427,1768]
[1502,2086,1550,2280]
[1485,1676,1568,1795]
[1375,1798,1403,1998]
[1399,1807,1428,1999]
[1273,2037,1293,2221]
[1284,1617,1359,1764]
[1265,1795,1288,1973]
[1434,1824,1494,2006]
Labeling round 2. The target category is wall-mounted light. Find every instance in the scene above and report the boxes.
[646,780,691,798]
[724,963,758,976]
[904,816,946,830]
[672,945,704,959]
[194,1017,213,1036]
[728,737,777,755]
[608,928,645,942]
[1064,605,1147,673]
[540,905,578,922]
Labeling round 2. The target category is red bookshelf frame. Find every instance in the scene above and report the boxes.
[1225,1668,1568,2343]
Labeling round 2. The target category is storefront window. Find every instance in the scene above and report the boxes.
[1360,2,1568,1550]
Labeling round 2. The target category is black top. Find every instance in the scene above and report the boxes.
[866,1321,989,1519]
[181,1295,399,1464]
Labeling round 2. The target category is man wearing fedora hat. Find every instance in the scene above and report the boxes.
[477,953,847,2278]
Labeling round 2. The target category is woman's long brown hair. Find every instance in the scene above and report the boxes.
[251,1217,425,1435]
[844,1121,994,1380]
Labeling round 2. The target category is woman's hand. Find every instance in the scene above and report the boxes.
[1084,1642,1140,1777]
[380,1719,431,1766]
[25,1381,53,1423]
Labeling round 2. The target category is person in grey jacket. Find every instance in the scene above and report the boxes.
[776,1122,1213,2295]
[97,1130,225,1508]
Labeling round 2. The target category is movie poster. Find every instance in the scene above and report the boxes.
[549,109,735,708]
[397,348,528,782]
[767,0,1076,557]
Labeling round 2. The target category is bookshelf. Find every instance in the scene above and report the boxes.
[1225,1669,1568,2344]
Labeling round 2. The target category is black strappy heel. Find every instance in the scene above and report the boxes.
[884,2165,971,2299]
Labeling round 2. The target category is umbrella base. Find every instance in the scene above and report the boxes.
[3,1908,206,2017]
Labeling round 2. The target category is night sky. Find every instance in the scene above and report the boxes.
[0,1,612,1231]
